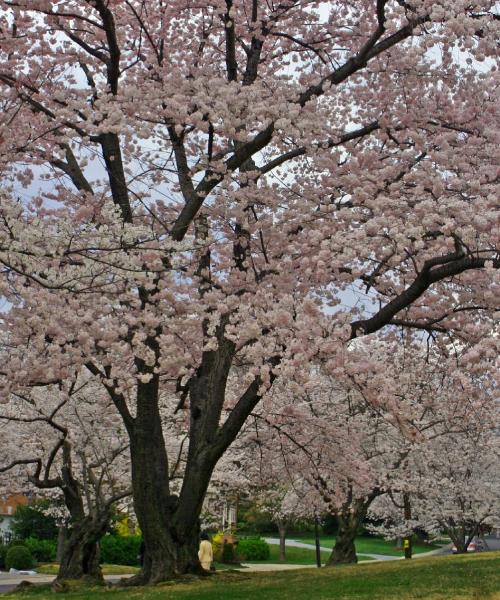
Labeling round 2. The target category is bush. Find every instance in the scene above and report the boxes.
[238,537,270,561]
[100,535,142,566]
[1,539,26,568]
[221,542,238,564]
[5,545,34,570]
[24,538,57,563]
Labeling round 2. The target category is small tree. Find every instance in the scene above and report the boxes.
[12,501,58,541]
[0,376,131,583]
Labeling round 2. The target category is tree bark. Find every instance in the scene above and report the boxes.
[53,442,110,583]
[125,378,208,584]
[326,494,377,566]
[125,329,261,584]
[56,526,68,563]
[326,514,358,565]
[403,493,412,559]
[56,517,107,583]
[450,535,468,554]
[278,522,287,562]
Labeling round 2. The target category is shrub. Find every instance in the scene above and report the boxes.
[5,545,34,570]
[1,541,28,569]
[24,538,57,563]
[211,532,223,562]
[100,534,142,566]
[238,537,270,561]
[221,542,238,564]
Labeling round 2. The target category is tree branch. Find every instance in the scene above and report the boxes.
[350,254,499,338]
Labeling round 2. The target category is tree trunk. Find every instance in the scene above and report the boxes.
[451,536,468,554]
[326,494,378,566]
[56,517,108,583]
[278,522,287,562]
[126,378,208,584]
[125,331,256,584]
[56,526,68,563]
[447,522,476,555]
[403,493,412,560]
[55,443,110,583]
[326,515,358,565]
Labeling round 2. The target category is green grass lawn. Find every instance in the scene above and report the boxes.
[34,545,371,577]
[36,564,140,576]
[3,553,499,600]
[294,535,440,556]
[247,544,371,564]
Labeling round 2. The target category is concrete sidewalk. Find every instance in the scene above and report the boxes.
[240,563,314,572]
[0,573,134,594]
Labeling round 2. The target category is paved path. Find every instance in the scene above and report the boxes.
[0,573,132,594]
[241,563,314,572]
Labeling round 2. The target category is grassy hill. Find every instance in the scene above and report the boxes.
[5,552,500,600]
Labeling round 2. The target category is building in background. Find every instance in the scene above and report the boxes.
[0,494,28,543]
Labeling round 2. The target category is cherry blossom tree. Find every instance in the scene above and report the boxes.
[250,475,316,562]
[245,337,499,564]
[0,0,498,583]
[369,381,500,554]
[0,376,130,583]
[251,372,389,564]
[230,425,319,561]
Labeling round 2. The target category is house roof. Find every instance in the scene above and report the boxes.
[0,494,28,516]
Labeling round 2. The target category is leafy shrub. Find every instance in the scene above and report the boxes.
[1,540,30,569]
[211,532,223,562]
[239,504,278,534]
[100,534,142,566]
[238,537,270,561]
[221,542,238,564]
[5,545,34,570]
[24,538,57,563]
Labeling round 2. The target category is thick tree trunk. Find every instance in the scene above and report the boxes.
[449,529,470,554]
[126,330,256,584]
[126,378,208,584]
[56,526,68,563]
[56,517,108,583]
[326,516,358,565]
[326,494,377,566]
[278,522,287,562]
[451,537,468,554]
[54,443,110,583]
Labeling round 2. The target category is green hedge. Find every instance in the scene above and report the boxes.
[237,537,270,561]
[24,537,57,563]
[5,545,34,570]
[100,535,142,566]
